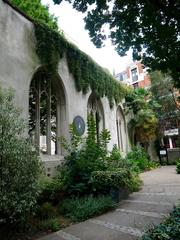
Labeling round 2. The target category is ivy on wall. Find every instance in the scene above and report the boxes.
[34,22,127,107]
[10,0,127,107]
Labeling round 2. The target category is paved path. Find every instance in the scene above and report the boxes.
[38,166,180,240]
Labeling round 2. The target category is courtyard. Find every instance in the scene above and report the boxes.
[0,1,180,240]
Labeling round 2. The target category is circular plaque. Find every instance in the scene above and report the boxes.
[73,116,85,136]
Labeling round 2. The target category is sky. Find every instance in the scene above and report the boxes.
[41,0,133,74]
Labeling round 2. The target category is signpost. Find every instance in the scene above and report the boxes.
[159,147,169,165]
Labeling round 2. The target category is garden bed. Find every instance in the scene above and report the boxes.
[140,204,180,240]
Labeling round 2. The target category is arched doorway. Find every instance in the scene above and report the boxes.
[87,93,105,140]
[116,106,126,153]
[29,68,66,155]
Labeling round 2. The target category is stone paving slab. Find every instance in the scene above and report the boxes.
[93,210,162,231]
[38,233,65,240]
[62,220,136,240]
[118,200,172,214]
[128,192,180,204]
[140,166,180,185]
[140,184,180,193]
[37,166,180,240]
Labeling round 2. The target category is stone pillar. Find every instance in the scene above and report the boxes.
[35,80,40,151]
[46,79,51,155]
[169,137,173,149]
[116,119,120,149]
[116,119,123,152]
[56,99,61,155]
[119,120,123,152]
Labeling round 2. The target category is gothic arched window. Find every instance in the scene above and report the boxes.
[29,69,66,155]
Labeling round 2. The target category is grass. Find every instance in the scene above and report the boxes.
[58,195,116,222]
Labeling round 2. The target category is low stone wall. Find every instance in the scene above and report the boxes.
[167,148,180,164]
[41,155,64,177]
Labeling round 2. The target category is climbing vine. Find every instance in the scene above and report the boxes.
[34,22,127,107]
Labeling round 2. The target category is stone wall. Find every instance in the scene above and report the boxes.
[167,149,180,164]
[0,0,130,176]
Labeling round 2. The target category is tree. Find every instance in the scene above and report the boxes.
[0,87,40,223]
[53,0,180,87]
[150,71,180,145]
[126,88,157,149]
[150,71,180,115]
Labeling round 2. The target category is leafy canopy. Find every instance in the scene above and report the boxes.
[53,0,180,87]
[149,71,180,139]
[126,88,157,144]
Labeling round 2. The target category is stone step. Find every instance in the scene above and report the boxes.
[116,208,167,218]
[57,221,137,240]
[140,185,180,194]
[119,200,172,214]
[39,233,65,240]
[129,192,180,205]
[92,209,162,232]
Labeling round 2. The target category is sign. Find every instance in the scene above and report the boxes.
[160,150,167,156]
[73,116,85,136]
[164,128,178,136]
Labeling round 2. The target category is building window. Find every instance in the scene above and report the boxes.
[87,93,105,141]
[116,73,123,81]
[122,72,127,81]
[163,136,179,149]
[119,73,123,81]
[116,72,127,82]
[131,68,138,82]
[29,69,66,155]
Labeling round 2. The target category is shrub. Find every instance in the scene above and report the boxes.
[147,161,159,169]
[38,218,61,232]
[108,145,127,168]
[140,205,180,240]
[37,202,57,220]
[58,195,116,222]
[57,115,143,197]
[58,115,111,195]
[176,159,180,174]
[38,175,64,203]
[126,146,150,172]
[90,168,141,193]
[0,87,40,223]
[90,169,130,193]
[125,171,142,192]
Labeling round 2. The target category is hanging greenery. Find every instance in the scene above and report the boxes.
[10,0,127,107]
[34,22,127,107]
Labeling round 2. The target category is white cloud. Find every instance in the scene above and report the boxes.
[41,0,132,74]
